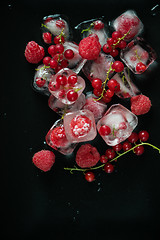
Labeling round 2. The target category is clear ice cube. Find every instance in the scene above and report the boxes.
[75,18,108,47]
[120,37,157,74]
[45,118,77,155]
[48,93,86,116]
[111,10,144,41]
[42,14,71,40]
[63,109,97,143]
[48,68,86,105]
[82,52,115,82]
[33,64,55,96]
[112,67,141,98]
[82,92,107,122]
[97,104,138,146]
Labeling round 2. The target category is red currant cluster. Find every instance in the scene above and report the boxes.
[102,30,127,57]
[84,130,149,182]
[91,60,124,102]
[48,74,79,101]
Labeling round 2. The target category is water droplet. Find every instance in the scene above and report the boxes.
[151,4,160,16]
[73,216,76,222]
[76,210,79,215]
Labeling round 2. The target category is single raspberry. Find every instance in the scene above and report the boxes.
[24,41,45,64]
[50,126,68,148]
[79,35,101,60]
[76,144,100,168]
[32,150,55,172]
[70,115,92,138]
[131,94,151,115]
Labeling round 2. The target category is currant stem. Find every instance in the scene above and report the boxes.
[64,142,160,173]
[112,28,131,47]
[81,23,94,34]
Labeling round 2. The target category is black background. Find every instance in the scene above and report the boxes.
[2,0,160,239]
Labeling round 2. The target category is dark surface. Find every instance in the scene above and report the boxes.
[2,0,160,239]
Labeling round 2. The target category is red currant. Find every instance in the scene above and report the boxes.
[68,75,78,85]
[56,19,65,28]
[56,75,67,86]
[85,171,95,182]
[136,62,146,73]
[102,94,112,103]
[104,163,114,173]
[134,145,144,155]
[36,78,46,87]
[118,40,127,49]
[67,90,78,101]
[99,125,111,136]
[58,89,66,99]
[122,141,132,151]
[138,130,149,142]
[93,88,102,97]
[48,45,56,56]
[48,81,60,91]
[43,32,52,44]
[43,56,51,66]
[54,35,65,44]
[110,48,119,57]
[105,148,116,160]
[94,20,104,30]
[50,59,58,69]
[112,61,124,72]
[107,38,114,46]
[128,132,139,143]
[112,143,123,152]
[91,78,102,89]
[60,59,69,68]
[105,89,114,98]
[112,31,122,40]
[102,43,112,53]
[64,49,74,59]
[55,43,64,54]
[107,79,120,92]
[100,155,108,163]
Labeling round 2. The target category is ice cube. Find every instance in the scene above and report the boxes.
[33,64,55,96]
[82,52,115,82]
[45,118,77,155]
[120,37,157,74]
[97,104,138,146]
[112,67,141,98]
[111,10,143,41]
[75,18,108,47]
[48,68,86,105]
[42,14,71,40]
[48,93,86,116]
[82,92,107,122]
[63,41,87,74]
[63,109,97,143]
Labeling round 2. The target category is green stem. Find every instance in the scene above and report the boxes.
[64,142,160,173]
[112,28,131,47]
[81,22,94,34]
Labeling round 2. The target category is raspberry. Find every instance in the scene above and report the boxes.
[76,144,100,168]
[50,126,68,148]
[131,94,151,115]
[70,115,92,138]
[79,35,101,60]
[32,150,55,172]
[24,41,45,64]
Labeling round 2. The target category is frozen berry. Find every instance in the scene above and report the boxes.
[36,78,46,87]
[67,90,78,102]
[64,49,74,59]
[43,32,52,44]
[76,144,100,168]
[68,75,78,85]
[70,115,92,137]
[94,20,104,30]
[32,150,55,172]
[25,41,45,64]
[49,126,68,148]
[99,125,111,136]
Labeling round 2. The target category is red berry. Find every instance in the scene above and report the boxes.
[42,32,52,44]
[134,145,144,155]
[32,150,55,172]
[105,148,116,160]
[68,75,78,85]
[110,48,119,57]
[107,38,114,46]
[138,130,149,142]
[136,62,146,73]
[48,81,60,91]
[60,59,69,68]
[102,93,112,103]
[50,59,58,69]
[24,41,45,64]
[112,143,123,152]
[43,56,51,66]
[56,19,65,28]
[56,75,67,86]
[118,40,127,49]
[91,78,102,89]
[112,61,124,72]
[54,35,65,44]
[49,125,67,148]
[94,20,104,30]
[93,88,102,97]
[100,155,108,163]
[36,78,46,87]
[85,171,95,182]
[107,79,120,92]
[112,31,123,40]
[131,94,151,115]
[64,49,74,59]
[122,141,132,151]
[128,132,139,143]
[103,43,112,53]
[99,125,111,136]
[53,53,63,62]
[55,43,64,54]
[104,163,114,173]
[67,90,78,101]
[48,45,56,56]
[58,89,66,99]
[106,89,114,98]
